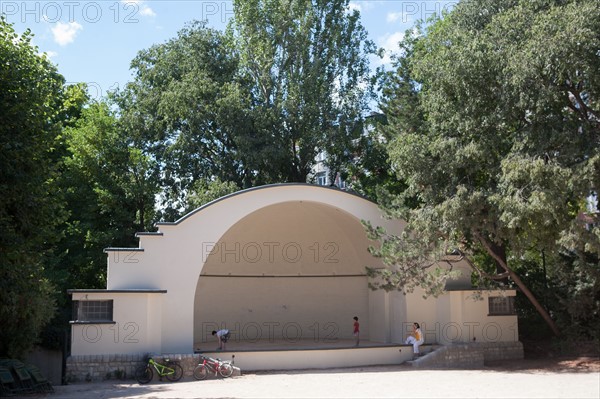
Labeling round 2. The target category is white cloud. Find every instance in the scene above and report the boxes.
[51,21,82,46]
[348,2,362,13]
[121,0,156,17]
[377,31,406,67]
[387,12,404,23]
[380,31,405,53]
[349,1,377,14]
[140,5,156,17]
[387,9,420,24]
[42,50,58,59]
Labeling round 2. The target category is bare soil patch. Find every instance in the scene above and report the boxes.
[485,356,600,372]
[486,338,600,373]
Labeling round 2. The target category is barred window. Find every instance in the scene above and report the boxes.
[72,300,113,321]
[488,296,516,315]
[316,172,327,186]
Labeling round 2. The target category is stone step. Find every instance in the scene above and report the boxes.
[404,342,524,369]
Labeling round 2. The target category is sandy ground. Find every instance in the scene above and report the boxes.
[13,357,600,399]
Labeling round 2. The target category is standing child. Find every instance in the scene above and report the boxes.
[353,316,360,347]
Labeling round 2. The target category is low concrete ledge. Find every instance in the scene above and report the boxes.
[202,345,407,371]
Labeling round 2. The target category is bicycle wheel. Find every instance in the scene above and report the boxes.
[218,362,234,378]
[193,364,208,380]
[166,363,184,382]
[135,365,153,384]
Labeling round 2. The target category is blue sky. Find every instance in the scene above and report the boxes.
[2,1,456,100]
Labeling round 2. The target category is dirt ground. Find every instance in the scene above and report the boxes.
[12,354,600,399]
[485,354,600,373]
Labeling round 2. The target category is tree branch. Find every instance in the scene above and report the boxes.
[474,232,561,336]
[565,79,600,125]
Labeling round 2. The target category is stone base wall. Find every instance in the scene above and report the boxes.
[411,341,524,369]
[65,353,201,383]
[481,341,524,361]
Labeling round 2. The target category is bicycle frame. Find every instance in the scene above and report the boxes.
[136,356,184,384]
[199,357,222,376]
[193,354,234,379]
[149,358,176,377]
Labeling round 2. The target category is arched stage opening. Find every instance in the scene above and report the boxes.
[193,200,380,349]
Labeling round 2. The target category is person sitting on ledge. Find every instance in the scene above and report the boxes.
[404,322,424,359]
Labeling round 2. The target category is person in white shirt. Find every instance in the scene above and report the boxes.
[404,322,424,359]
[212,329,231,350]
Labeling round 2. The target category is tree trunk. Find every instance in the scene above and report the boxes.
[478,236,561,337]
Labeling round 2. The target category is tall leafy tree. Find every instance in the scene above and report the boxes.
[115,21,249,219]
[54,101,159,292]
[0,18,65,357]
[370,0,600,337]
[345,113,403,202]
[230,0,377,183]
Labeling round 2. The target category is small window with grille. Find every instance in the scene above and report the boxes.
[316,172,327,186]
[488,296,516,315]
[72,300,113,322]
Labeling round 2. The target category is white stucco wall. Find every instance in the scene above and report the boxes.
[70,291,164,356]
[402,289,518,345]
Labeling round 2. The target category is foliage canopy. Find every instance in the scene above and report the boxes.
[0,18,64,357]
[370,0,600,337]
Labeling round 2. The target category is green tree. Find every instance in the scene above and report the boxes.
[115,21,248,219]
[54,101,159,292]
[345,113,402,202]
[230,0,377,184]
[370,0,600,337]
[0,18,65,357]
[184,178,240,213]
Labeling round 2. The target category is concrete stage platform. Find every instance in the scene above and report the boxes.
[193,339,419,371]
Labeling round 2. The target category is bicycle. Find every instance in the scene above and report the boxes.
[193,355,234,380]
[135,356,184,384]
